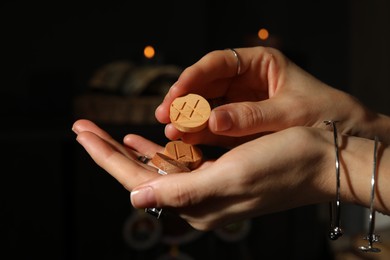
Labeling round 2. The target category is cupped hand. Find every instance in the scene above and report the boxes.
[130,126,335,230]
[72,119,334,230]
[155,46,371,147]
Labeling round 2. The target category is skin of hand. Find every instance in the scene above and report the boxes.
[72,119,390,231]
[155,46,390,147]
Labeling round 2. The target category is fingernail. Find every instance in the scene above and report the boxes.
[155,104,163,114]
[71,126,78,134]
[211,110,233,132]
[170,81,178,90]
[131,187,156,208]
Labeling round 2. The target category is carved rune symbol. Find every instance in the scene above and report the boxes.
[171,99,204,122]
[169,93,211,133]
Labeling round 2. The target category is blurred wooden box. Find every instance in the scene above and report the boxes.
[73,94,163,125]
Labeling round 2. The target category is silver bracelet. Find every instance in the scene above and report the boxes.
[359,136,381,253]
[324,120,343,240]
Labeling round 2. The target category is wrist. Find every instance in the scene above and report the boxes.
[312,129,377,207]
[339,135,390,215]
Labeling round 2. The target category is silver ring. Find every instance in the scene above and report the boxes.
[228,48,241,76]
[137,155,150,164]
[145,207,163,219]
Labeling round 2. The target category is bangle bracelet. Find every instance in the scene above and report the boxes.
[324,120,343,240]
[359,136,381,253]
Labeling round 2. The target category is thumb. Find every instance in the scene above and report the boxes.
[208,99,294,136]
[130,173,202,209]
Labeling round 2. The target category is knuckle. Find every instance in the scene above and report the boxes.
[170,183,195,208]
[235,103,264,129]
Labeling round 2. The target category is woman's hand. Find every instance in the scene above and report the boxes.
[156,46,386,147]
[73,118,335,230]
[73,119,390,230]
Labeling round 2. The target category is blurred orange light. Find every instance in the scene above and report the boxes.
[144,45,155,59]
[258,28,269,40]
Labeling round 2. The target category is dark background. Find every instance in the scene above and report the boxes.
[1,0,389,259]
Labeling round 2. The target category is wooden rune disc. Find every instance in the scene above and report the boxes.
[169,93,211,133]
[164,140,202,170]
[151,152,191,173]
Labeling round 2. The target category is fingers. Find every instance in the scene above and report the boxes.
[72,119,135,160]
[123,134,164,157]
[130,148,245,210]
[208,98,300,136]
[164,96,301,140]
[155,46,288,141]
[76,131,158,191]
[72,119,112,139]
[130,172,229,230]
[163,123,184,140]
[130,168,213,208]
[73,119,164,190]
[155,48,247,124]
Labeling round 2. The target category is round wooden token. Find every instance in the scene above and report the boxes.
[164,141,202,170]
[169,93,211,133]
[151,152,191,173]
